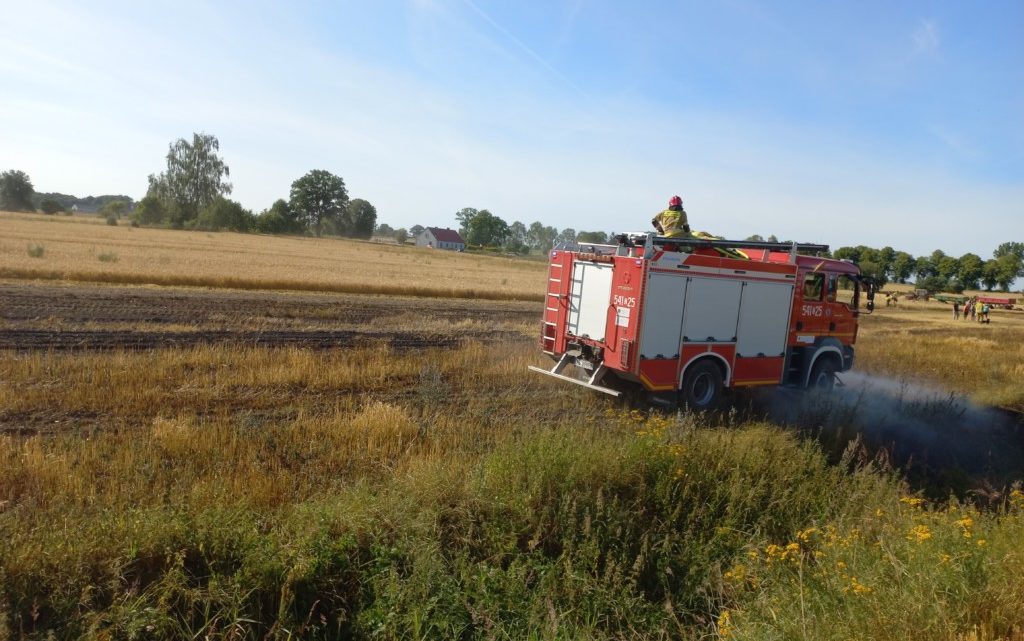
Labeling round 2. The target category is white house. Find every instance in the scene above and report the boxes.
[416,227,465,251]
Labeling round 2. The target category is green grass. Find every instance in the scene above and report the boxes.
[9,407,1020,640]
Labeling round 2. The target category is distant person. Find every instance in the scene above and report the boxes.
[652,195,691,239]
[952,301,960,320]
[982,303,991,323]
[975,300,984,322]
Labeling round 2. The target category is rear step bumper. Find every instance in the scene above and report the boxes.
[528,354,622,397]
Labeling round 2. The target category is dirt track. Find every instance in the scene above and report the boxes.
[0,281,541,350]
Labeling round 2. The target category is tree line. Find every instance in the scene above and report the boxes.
[379,207,611,255]
[824,243,1023,293]
[1,133,378,239]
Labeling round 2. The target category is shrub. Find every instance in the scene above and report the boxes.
[26,243,44,258]
[195,197,253,232]
[98,252,118,263]
[133,195,166,226]
[106,215,118,226]
[40,199,64,214]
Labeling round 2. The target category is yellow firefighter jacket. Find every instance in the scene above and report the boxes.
[652,207,690,238]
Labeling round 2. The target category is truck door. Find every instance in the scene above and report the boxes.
[795,271,830,335]
[826,273,859,341]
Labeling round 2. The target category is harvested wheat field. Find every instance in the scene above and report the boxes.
[0,211,546,300]
[1,220,1024,640]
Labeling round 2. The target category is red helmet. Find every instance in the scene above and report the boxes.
[669,195,683,207]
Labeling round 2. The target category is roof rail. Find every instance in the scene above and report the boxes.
[617,233,828,254]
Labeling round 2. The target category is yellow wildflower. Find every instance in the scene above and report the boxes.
[907,524,932,542]
[900,496,924,508]
[849,576,873,595]
[723,564,745,584]
[976,539,986,547]
[954,516,974,529]
[939,553,951,564]
[797,527,818,542]
[717,609,733,638]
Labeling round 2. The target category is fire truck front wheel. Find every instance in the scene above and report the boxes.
[807,356,838,391]
[679,360,724,411]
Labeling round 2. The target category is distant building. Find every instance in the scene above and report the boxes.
[416,227,465,251]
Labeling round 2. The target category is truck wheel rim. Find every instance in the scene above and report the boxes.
[691,372,715,405]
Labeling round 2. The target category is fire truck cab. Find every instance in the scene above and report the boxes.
[529,233,875,409]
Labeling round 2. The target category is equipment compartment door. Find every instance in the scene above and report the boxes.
[639,273,687,358]
[682,277,742,343]
[567,262,614,342]
[735,282,793,357]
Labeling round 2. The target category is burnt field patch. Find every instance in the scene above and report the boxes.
[0,281,540,350]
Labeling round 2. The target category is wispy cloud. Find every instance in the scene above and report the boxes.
[911,19,940,56]
[460,0,592,101]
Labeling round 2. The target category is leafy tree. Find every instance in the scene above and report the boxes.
[957,253,983,290]
[936,255,960,281]
[994,254,1021,291]
[99,199,129,219]
[890,251,915,283]
[876,246,896,276]
[527,221,558,252]
[0,170,34,211]
[375,223,395,237]
[914,255,937,279]
[133,195,167,226]
[744,234,765,242]
[916,275,948,294]
[289,170,348,237]
[40,199,63,214]
[981,259,1000,291]
[147,133,231,227]
[858,260,888,288]
[347,198,377,239]
[464,210,509,246]
[455,207,479,236]
[409,224,425,237]
[255,199,302,234]
[767,234,779,243]
[505,221,529,254]
[394,228,408,244]
[832,247,860,263]
[994,241,1024,263]
[554,228,577,247]
[195,197,252,232]
[577,231,609,244]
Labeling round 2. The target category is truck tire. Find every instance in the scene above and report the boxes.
[807,356,837,392]
[679,360,724,411]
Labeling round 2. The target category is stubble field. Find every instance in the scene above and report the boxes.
[1,212,1023,640]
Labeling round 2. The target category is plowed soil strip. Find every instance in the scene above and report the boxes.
[0,328,529,351]
[0,281,540,327]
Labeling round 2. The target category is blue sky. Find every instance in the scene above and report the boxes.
[2,0,1021,258]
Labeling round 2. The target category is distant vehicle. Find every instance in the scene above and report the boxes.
[530,233,876,409]
[975,296,1016,310]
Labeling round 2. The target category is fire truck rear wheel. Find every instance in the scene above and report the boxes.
[679,360,724,411]
[807,357,837,391]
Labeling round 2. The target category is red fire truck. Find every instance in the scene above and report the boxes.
[529,233,876,409]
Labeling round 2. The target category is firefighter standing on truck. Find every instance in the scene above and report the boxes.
[652,195,691,238]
